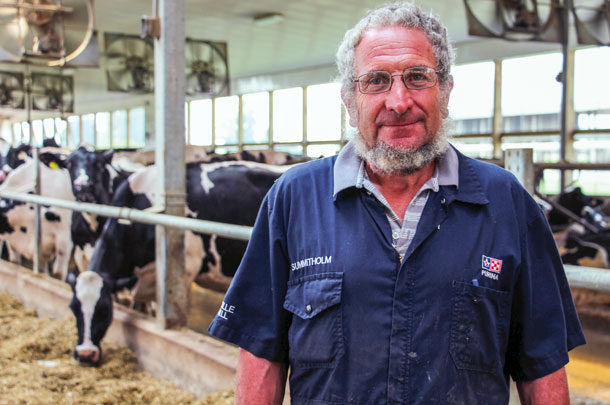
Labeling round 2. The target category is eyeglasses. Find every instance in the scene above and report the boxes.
[353,67,439,94]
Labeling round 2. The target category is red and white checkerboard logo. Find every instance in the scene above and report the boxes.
[482,255,503,274]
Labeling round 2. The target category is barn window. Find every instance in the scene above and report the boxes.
[273,87,303,143]
[214,96,239,146]
[129,107,146,148]
[96,112,111,149]
[67,115,80,149]
[306,83,342,143]
[55,118,67,146]
[189,99,213,146]
[32,120,44,146]
[449,61,494,135]
[43,118,55,141]
[452,137,494,160]
[502,53,562,133]
[81,114,95,146]
[242,91,270,145]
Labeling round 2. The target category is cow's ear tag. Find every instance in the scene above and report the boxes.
[49,161,59,169]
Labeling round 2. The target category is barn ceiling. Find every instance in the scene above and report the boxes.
[99,0,471,79]
[0,0,563,119]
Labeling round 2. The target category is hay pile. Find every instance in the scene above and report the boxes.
[0,292,234,405]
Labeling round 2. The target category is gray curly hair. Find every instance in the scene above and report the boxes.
[336,2,455,105]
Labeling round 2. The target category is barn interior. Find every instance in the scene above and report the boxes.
[0,0,609,403]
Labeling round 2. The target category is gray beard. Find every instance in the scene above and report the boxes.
[350,118,452,175]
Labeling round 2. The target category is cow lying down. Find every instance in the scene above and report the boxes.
[69,160,285,365]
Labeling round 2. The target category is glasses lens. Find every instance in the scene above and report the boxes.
[359,71,391,93]
[403,68,437,89]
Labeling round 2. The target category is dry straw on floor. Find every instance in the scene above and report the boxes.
[0,292,234,405]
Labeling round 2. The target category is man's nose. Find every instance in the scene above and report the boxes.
[384,78,414,114]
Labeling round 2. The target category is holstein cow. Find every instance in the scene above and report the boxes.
[0,146,128,278]
[69,160,284,365]
[0,159,75,279]
[546,187,610,269]
[47,145,131,273]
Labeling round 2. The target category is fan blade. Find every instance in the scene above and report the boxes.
[0,11,28,61]
[573,1,610,45]
[464,0,504,37]
[107,69,133,92]
[0,72,25,109]
[184,39,229,96]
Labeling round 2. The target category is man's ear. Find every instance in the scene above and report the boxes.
[341,88,358,127]
[440,74,454,119]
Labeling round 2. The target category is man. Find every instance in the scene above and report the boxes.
[209,3,585,404]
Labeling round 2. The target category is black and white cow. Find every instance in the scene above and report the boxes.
[547,187,605,231]
[1,144,32,183]
[46,146,132,273]
[0,159,75,279]
[546,186,610,269]
[0,146,129,278]
[68,270,136,364]
[69,160,284,365]
[48,145,122,205]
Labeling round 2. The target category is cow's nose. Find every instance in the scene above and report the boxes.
[75,347,100,365]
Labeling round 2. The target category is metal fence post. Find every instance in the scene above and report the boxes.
[504,148,535,195]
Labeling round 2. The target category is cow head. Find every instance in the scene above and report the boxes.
[54,146,115,204]
[1,144,32,181]
[68,270,136,366]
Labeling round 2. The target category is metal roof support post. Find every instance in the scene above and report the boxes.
[33,148,41,274]
[558,0,576,191]
[154,0,187,330]
[492,59,503,160]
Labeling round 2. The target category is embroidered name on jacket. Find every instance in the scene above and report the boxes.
[290,256,332,271]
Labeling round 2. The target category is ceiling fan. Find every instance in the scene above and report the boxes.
[0,71,25,109]
[0,0,99,67]
[185,38,229,97]
[104,32,154,93]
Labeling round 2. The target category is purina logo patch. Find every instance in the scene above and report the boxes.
[481,255,502,280]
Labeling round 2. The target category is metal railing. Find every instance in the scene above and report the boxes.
[1,186,610,293]
[0,189,252,241]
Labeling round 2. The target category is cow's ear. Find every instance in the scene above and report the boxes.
[112,275,138,292]
[102,149,115,165]
[66,271,78,291]
[39,152,67,169]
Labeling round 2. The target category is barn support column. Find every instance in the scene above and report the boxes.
[504,148,535,195]
[560,48,576,190]
[492,59,503,160]
[154,0,187,330]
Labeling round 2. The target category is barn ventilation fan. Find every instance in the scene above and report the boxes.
[104,32,154,93]
[0,0,99,67]
[463,0,563,42]
[0,71,25,109]
[572,0,610,45]
[30,72,74,112]
[185,38,229,97]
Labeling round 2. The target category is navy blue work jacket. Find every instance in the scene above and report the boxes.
[209,149,585,404]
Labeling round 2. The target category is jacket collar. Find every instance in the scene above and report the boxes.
[333,141,489,206]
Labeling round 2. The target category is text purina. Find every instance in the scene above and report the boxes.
[291,255,332,271]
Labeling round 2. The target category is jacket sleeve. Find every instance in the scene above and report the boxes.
[208,185,292,363]
[506,206,586,381]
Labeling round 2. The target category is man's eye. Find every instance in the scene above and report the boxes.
[406,73,427,82]
[366,74,389,85]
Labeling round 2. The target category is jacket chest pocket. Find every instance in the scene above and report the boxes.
[283,272,344,368]
[450,280,510,374]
